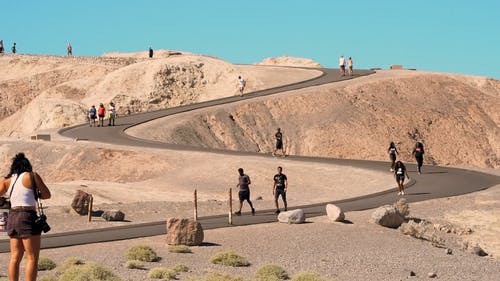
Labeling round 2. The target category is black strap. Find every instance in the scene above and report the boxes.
[8,174,21,199]
[30,172,39,201]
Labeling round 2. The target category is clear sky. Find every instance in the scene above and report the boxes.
[2,1,499,78]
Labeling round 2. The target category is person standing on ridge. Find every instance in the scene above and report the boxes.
[148,46,154,58]
[388,141,399,172]
[394,160,409,195]
[273,166,288,214]
[97,103,106,127]
[273,128,285,157]
[67,43,72,56]
[237,76,246,96]
[0,40,4,54]
[108,102,116,126]
[348,57,353,76]
[11,42,16,54]
[339,55,345,76]
[235,168,255,216]
[412,141,425,174]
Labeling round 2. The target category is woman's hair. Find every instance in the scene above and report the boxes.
[395,161,406,170]
[5,153,33,178]
[389,141,395,149]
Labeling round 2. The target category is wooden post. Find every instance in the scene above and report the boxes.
[87,195,93,222]
[193,189,198,221]
[228,188,233,225]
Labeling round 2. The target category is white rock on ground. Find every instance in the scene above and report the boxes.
[278,209,306,224]
[326,204,345,222]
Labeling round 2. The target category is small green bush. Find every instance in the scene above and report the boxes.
[38,257,57,271]
[173,263,189,273]
[168,244,192,253]
[124,260,145,269]
[292,272,331,281]
[58,262,121,281]
[255,264,289,281]
[148,267,177,279]
[125,245,159,262]
[209,251,250,267]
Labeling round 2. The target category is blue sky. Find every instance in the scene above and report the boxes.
[2,1,499,78]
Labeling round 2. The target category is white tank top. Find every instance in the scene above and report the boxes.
[6,172,37,207]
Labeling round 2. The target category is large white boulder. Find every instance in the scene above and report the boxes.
[278,209,305,224]
[326,204,345,222]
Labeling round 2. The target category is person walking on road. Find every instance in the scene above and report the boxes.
[0,153,51,281]
[394,160,409,195]
[273,166,288,214]
[108,102,116,126]
[388,141,399,172]
[237,76,246,96]
[97,103,106,127]
[235,168,255,216]
[273,128,285,157]
[412,141,425,174]
[339,55,346,76]
[88,105,97,127]
[348,57,353,76]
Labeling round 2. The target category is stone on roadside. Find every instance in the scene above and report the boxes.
[326,204,345,222]
[71,190,92,215]
[445,248,453,255]
[409,271,416,277]
[428,272,437,278]
[371,205,404,228]
[102,210,125,221]
[278,209,305,224]
[166,218,204,246]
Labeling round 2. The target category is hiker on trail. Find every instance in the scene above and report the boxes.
[108,102,116,126]
[67,43,72,56]
[237,76,246,96]
[412,141,425,174]
[11,43,16,54]
[273,166,288,214]
[148,46,153,58]
[339,55,345,76]
[348,57,353,76]
[273,128,285,157]
[0,40,4,54]
[394,160,409,195]
[0,153,51,281]
[235,168,255,216]
[97,103,106,127]
[88,105,97,127]
[388,141,399,172]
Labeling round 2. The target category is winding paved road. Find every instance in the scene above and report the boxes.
[0,67,498,253]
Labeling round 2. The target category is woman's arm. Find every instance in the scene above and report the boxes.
[33,173,51,199]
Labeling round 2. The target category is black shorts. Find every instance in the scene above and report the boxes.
[7,210,42,238]
[274,188,286,201]
[390,154,396,161]
[396,174,405,183]
[98,114,105,118]
[276,140,283,150]
[239,190,250,201]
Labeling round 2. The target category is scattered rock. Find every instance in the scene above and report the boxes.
[460,241,488,256]
[101,210,125,221]
[278,209,306,224]
[445,248,453,255]
[435,223,473,235]
[71,190,92,215]
[428,272,437,278]
[399,219,446,248]
[326,204,345,222]
[409,271,416,277]
[166,217,204,246]
[371,205,404,228]
[393,198,410,218]
[255,196,263,200]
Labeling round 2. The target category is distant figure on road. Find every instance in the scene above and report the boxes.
[67,43,72,56]
[339,55,345,76]
[235,168,255,216]
[388,141,399,172]
[412,141,425,174]
[348,57,353,76]
[108,102,116,126]
[11,42,16,54]
[273,128,285,157]
[0,40,4,54]
[97,103,106,127]
[88,105,97,127]
[394,160,409,195]
[148,46,153,58]
[273,166,288,214]
[237,76,246,96]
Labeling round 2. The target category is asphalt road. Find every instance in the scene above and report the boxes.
[0,67,498,253]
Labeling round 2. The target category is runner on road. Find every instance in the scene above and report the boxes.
[235,168,255,216]
[273,166,288,214]
[412,142,425,174]
[388,141,399,172]
[394,161,410,195]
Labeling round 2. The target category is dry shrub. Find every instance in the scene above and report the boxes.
[124,260,145,269]
[38,257,57,271]
[292,272,334,281]
[168,244,192,253]
[58,262,121,281]
[173,263,189,273]
[255,264,289,281]
[209,251,250,267]
[186,271,243,281]
[125,245,159,262]
[148,267,177,279]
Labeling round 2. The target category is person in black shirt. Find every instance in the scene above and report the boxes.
[273,166,288,214]
[387,141,399,172]
[394,161,409,195]
[412,142,425,174]
[235,168,255,216]
[148,46,153,58]
[273,128,285,157]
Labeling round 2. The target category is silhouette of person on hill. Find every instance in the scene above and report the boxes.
[149,47,153,58]
[0,40,4,54]
[235,168,255,216]
[11,43,16,54]
[67,43,72,56]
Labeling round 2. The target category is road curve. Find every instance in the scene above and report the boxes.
[1,67,498,252]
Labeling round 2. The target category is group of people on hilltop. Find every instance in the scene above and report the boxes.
[339,55,354,76]
[0,40,15,54]
[388,141,425,195]
[88,102,117,127]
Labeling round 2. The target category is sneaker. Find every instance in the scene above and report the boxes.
[234,211,241,216]
[274,209,280,214]
[397,191,401,195]
[401,191,405,195]
[251,208,255,215]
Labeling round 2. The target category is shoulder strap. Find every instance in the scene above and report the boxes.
[8,174,21,198]
[30,172,40,201]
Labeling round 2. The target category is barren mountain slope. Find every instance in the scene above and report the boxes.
[128,70,500,168]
